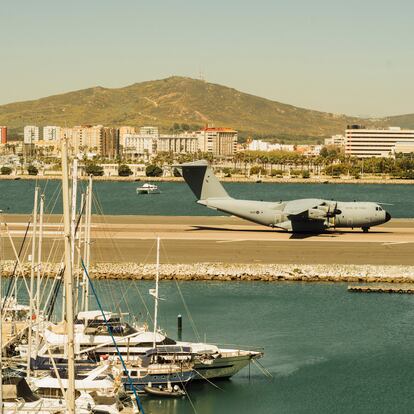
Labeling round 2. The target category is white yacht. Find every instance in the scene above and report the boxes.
[136,183,160,194]
[31,364,131,414]
[25,310,263,380]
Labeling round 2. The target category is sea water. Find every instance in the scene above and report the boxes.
[10,279,413,414]
[0,179,412,218]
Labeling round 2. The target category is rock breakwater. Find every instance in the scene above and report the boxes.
[2,261,414,284]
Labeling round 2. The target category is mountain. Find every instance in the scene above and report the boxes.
[0,76,384,142]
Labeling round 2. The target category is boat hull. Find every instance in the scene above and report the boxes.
[122,370,194,393]
[194,353,255,380]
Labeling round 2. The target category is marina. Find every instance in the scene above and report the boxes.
[0,153,264,413]
[2,280,414,413]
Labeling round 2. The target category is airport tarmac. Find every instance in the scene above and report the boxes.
[1,215,414,266]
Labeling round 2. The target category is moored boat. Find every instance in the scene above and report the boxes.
[136,183,160,194]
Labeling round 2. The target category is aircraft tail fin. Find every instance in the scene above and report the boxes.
[176,160,230,200]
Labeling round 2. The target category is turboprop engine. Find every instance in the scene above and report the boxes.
[307,203,341,222]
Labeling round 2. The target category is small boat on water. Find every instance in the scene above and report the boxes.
[143,385,186,398]
[136,183,160,194]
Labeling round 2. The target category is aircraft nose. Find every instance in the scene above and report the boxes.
[385,211,391,222]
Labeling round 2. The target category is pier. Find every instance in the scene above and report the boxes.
[348,284,414,294]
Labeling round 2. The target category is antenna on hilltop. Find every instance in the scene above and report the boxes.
[198,67,205,82]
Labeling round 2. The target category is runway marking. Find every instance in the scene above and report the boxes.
[382,241,412,246]
[216,239,247,243]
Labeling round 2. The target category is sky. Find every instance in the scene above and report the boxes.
[1,0,414,117]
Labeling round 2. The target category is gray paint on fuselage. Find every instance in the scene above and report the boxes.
[177,160,391,233]
[199,198,389,231]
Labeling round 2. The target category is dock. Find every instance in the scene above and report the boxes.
[348,284,414,294]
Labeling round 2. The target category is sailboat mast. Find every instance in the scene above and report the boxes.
[35,194,44,351]
[27,186,39,378]
[0,210,4,414]
[61,140,76,414]
[81,186,89,311]
[70,159,78,278]
[153,237,160,349]
[76,192,84,314]
[84,175,92,312]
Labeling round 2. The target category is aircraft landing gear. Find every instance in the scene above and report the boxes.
[362,227,370,233]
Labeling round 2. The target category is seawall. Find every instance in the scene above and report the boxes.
[3,261,414,284]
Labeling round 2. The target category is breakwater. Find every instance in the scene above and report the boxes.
[3,261,414,284]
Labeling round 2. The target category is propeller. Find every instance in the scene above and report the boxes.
[326,202,341,228]
[326,202,341,218]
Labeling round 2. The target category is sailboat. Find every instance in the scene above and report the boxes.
[0,140,134,414]
[6,147,263,396]
[113,238,194,395]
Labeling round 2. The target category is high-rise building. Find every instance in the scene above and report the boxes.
[345,126,414,158]
[71,125,104,154]
[102,127,119,159]
[24,126,40,144]
[197,127,238,157]
[119,126,137,148]
[0,126,7,144]
[43,126,61,141]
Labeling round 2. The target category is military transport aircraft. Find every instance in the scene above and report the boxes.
[177,160,391,233]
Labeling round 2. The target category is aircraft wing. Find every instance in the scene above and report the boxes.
[283,199,326,218]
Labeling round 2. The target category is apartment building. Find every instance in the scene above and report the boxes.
[157,133,198,154]
[123,134,156,158]
[43,126,61,141]
[71,125,104,154]
[119,126,136,148]
[325,134,345,147]
[102,127,119,159]
[197,127,238,157]
[24,126,40,144]
[0,126,7,144]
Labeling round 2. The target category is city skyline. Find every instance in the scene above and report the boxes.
[1,0,414,117]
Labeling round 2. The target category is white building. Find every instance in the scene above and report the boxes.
[393,141,414,154]
[24,126,39,144]
[345,126,414,158]
[139,126,159,136]
[325,134,345,146]
[123,134,156,158]
[119,126,136,147]
[43,126,61,141]
[157,133,198,154]
[246,140,295,152]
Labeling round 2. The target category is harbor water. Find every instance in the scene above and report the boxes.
[10,279,414,413]
[0,179,413,217]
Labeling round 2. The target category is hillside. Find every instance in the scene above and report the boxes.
[0,76,384,141]
[384,113,414,129]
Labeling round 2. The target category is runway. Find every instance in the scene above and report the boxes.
[1,215,413,265]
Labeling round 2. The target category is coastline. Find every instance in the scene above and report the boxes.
[3,261,414,284]
[1,174,414,185]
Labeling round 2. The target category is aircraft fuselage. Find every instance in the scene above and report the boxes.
[199,198,391,232]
